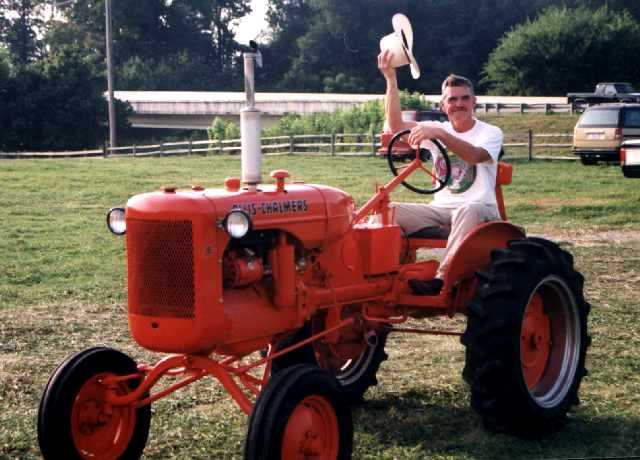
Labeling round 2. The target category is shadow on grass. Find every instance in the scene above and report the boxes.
[353,388,640,459]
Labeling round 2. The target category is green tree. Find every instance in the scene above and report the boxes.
[0,47,10,79]
[0,44,131,151]
[263,0,555,93]
[259,0,310,86]
[483,6,640,95]
[1,0,43,67]
[49,0,251,90]
[267,0,400,92]
[567,0,640,21]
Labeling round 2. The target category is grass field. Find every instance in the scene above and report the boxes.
[1,152,639,459]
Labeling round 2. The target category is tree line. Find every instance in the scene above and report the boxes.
[2,0,640,151]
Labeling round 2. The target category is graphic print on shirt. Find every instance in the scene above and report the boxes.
[434,154,476,194]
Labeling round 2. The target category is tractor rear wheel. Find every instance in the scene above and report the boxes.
[38,347,151,459]
[461,237,590,435]
[244,364,353,460]
[271,322,388,404]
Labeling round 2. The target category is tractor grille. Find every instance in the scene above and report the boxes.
[127,219,195,318]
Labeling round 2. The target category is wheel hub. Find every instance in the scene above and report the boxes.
[282,395,339,459]
[71,373,136,460]
[521,293,551,389]
[301,430,322,455]
[77,400,110,434]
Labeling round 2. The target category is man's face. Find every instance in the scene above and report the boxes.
[442,85,476,127]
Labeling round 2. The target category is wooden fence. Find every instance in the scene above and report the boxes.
[0,130,575,160]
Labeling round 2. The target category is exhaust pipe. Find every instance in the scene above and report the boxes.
[241,44,263,191]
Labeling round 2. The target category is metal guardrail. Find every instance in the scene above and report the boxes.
[471,102,582,115]
[0,131,576,160]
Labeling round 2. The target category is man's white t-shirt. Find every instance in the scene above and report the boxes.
[419,119,503,208]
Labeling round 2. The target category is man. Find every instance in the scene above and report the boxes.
[378,49,504,296]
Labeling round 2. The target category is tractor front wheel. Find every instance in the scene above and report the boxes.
[244,364,353,460]
[461,237,590,434]
[38,346,151,459]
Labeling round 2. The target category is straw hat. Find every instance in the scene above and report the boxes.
[379,13,420,79]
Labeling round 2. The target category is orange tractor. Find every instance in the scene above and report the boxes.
[37,51,590,459]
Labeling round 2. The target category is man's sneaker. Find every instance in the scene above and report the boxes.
[408,278,444,296]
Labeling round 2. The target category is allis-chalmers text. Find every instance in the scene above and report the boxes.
[231,200,309,216]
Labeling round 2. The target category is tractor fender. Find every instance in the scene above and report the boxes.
[442,221,525,297]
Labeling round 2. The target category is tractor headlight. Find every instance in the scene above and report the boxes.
[222,210,251,238]
[107,207,126,235]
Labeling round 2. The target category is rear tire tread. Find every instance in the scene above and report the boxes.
[462,237,590,435]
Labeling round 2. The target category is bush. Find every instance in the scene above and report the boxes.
[208,117,228,141]
[207,117,241,141]
[399,91,431,110]
[205,91,431,142]
[224,121,240,140]
[263,91,430,138]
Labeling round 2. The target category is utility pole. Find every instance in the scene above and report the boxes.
[105,0,117,149]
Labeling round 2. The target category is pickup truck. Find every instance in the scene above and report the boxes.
[567,82,640,105]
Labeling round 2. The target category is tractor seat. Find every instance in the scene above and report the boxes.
[408,226,450,240]
[406,226,449,249]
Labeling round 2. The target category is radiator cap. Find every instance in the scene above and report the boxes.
[270,169,290,192]
[225,177,241,192]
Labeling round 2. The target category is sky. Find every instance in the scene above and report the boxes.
[232,0,270,45]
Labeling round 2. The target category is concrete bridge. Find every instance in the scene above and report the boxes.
[114,91,568,130]
[116,91,387,130]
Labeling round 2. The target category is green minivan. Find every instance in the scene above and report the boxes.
[573,103,640,165]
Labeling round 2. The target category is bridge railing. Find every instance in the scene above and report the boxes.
[1,130,575,160]
[471,102,581,115]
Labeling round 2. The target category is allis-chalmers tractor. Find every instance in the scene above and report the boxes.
[38,49,590,459]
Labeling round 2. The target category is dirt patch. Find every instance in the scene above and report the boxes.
[532,228,640,246]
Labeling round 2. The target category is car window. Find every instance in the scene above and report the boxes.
[417,111,448,122]
[604,85,616,95]
[623,109,640,127]
[578,109,619,126]
[616,83,634,93]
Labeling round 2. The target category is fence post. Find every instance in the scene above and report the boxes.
[545,103,551,115]
[218,139,223,155]
[528,129,533,161]
[289,135,294,155]
[132,143,136,157]
[496,103,501,114]
[371,129,376,156]
[570,100,575,115]
[483,103,488,114]
[331,133,336,156]
[159,143,164,157]
[188,140,192,155]
[102,142,108,158]
[520,103,525,114]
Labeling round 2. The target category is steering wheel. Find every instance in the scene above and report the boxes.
[387,129,452,194]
